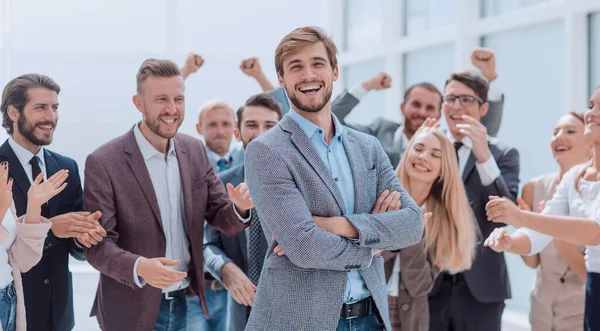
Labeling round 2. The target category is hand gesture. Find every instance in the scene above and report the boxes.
[72,211,106,248]
[419,118,441,131]
[471,48,497,82]
[457,115,492,163]
[0,162,13,214]
[240,57,263,78]
[371,190,401,214]
[483,227,513,252]
[226,183,253,212]
[28,170,68,207]
[137,258,187,289]
[221,262,256,306]
[184,52,205,73]
[486,196,523,227]
[361,72,392,91]
[50,211,102,239]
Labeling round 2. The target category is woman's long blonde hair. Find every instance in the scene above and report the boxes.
[396,127,477,274]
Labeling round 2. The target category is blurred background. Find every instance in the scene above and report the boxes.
[1,0,599,330]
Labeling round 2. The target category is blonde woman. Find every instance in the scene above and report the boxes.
[0,163,69,331]
[384,123,477,331]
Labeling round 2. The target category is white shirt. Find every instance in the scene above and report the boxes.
[8,137,47,182]
[0,209,17,289]
[445,131,501,186]
[516,164,600,272]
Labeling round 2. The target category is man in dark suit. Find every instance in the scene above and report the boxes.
[203,93,282,331]
[428,70,520,331]
[84,59,254,331]
[0,73,105,331]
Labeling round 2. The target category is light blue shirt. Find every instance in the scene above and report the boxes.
[288,109,371,302]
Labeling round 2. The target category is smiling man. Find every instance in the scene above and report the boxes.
[244,27,423,331]
[427,70,520,331]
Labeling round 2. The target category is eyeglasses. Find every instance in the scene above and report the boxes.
[443,94,484,107]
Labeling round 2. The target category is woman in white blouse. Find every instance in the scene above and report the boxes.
[485,86,600,331]
[0,162,69,331]
[384,123,477,331]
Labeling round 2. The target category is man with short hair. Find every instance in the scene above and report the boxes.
[203,93,282,331]
[0,73,105,331]
[84,58,254,331]
[245,26,423,331]
[427,70,520,331]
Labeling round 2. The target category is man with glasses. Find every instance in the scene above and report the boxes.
[427,70,520,331]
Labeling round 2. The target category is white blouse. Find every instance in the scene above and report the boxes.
[517,163,600,273]
[0,207,18,289]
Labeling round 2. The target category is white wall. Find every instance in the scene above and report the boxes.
[0,0,329,173]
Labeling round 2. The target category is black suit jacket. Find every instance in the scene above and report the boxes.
[0,140,85,331]
[429,138,519,303]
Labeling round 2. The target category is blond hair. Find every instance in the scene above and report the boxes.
[197,99,235,125]
[274,26,338,76]
[136,58,181,94]
[396,128,477,274]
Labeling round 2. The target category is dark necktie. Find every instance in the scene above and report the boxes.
[247,210,264,286]
[216,158,229,173]
[30,156,49,217]
[453,141,463,165]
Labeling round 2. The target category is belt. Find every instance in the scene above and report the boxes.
[340,296,376,319]
[442,272,465,284]
[164,288,186,300]
[205,278,225,291]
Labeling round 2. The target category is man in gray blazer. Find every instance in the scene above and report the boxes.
[244,26,423,331]
[203,93,282,331]
[333,48,505,168]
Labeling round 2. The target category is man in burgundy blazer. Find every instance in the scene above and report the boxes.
[83,59,252,331]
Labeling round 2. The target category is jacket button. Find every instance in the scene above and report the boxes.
[44,279,50,285]
[401,304,409,311]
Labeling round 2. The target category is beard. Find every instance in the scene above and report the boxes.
[143,112,182,140]
[17,113,54,146]
[287,81,333,113]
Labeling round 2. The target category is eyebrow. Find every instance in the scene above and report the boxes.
[416,143,442,152]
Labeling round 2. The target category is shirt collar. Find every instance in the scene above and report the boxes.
[8,137,46,169]
[288,108,344,142]
[445,130,473,149]
[393,125,409,148]
[206,146,231,164]
[133,123,176,161]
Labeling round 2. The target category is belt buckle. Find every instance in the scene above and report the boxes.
[164,291,175,300]
[209,280,222,291]
[344,300,359,320]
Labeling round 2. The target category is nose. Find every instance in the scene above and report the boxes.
[44,108,57,123]
[164,100,177,114]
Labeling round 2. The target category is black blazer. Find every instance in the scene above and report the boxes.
[0,140,85,331]
[429,138,520,303]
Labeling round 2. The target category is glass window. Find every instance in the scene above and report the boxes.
[344,0,384,50]
[482,0,555,17]
[483,20,565,314]
[405,0,456,35]
[343,59,386,125]
[590,12,600,98]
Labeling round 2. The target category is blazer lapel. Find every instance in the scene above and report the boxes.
[0,140,29,216]
[231,165,248,264]
[462,152,477,182]
[281,116,345,213]
[342,133,370,213]
[124,129,164,231]
[175,138,194,235]
[44,150,60,216]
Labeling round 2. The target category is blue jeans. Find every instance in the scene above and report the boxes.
[0,282,16,331]
[152,290,187,331]
[187,288,228,331]
[336,314,385,331]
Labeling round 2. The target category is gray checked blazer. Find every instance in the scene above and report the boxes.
[244,114,424,330]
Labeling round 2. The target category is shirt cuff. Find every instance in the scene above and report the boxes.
[348,83,369,100]
[73,238,84,249]
[476,155,501,186]
[133,257,147,288]
[515,227,553,255]
[488,80,502,101]
[234,203,251,223]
